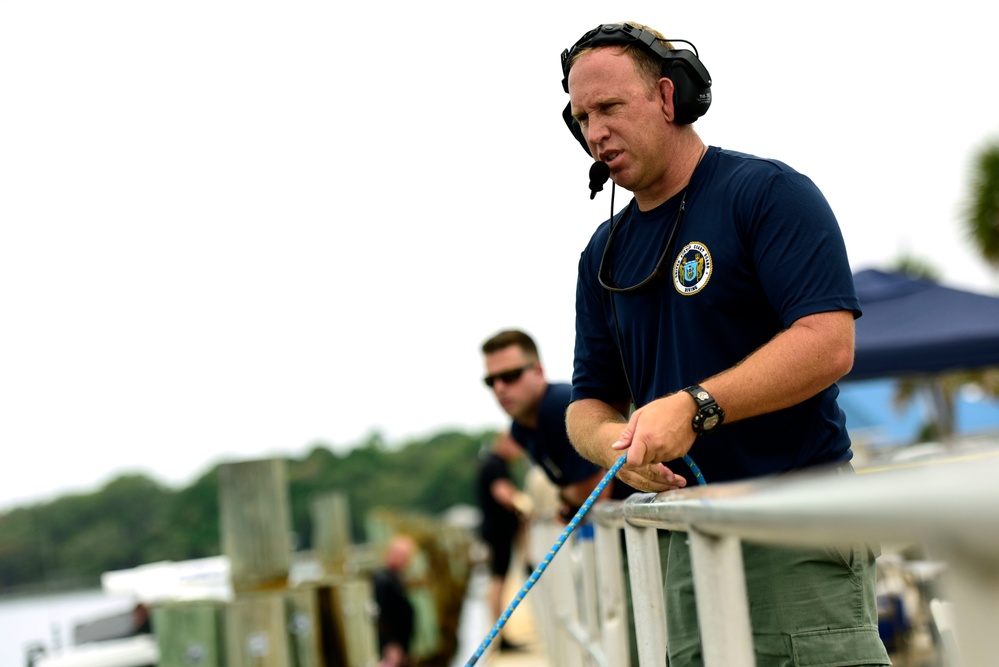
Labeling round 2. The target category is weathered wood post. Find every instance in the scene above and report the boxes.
[218,458,310,667]
[332,578,379,667]
[219,458,292,594]
[284,588,324,667]
[310,491,352,576]
[308,490,379,667]
[223,593,291,667]
[152,600,227,667]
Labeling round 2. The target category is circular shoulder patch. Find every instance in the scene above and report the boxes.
[672,241,713,295]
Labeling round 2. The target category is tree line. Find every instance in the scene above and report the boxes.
[0,429,497,596]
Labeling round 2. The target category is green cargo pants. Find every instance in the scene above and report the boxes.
[662,532,891,666]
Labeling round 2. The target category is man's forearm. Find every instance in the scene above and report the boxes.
[565,398,629,469]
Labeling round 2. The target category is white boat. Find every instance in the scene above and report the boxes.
[100,556,232,603]
[33,635,158,667]
[25,557,230,667]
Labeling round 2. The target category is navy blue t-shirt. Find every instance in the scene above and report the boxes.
[511,383,603,486]
[512,382,636,500]
[571,147,862,484]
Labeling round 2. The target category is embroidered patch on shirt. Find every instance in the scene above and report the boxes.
[673,241,712,295]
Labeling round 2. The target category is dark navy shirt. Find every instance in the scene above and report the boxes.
[571,147,862,484]
[512,382,636,500]
[511,383,602,486]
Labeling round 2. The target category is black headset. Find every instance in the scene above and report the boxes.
[560,23,712,156]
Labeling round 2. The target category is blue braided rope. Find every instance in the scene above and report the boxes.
[462,455,626,666]
[461,452,704,666]
[683,454,705,486]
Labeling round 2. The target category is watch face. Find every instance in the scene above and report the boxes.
[702,414,720,431]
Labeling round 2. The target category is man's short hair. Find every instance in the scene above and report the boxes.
[568,21,674,97]
[481,329,540,361]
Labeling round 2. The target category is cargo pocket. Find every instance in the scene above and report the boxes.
[790,627,890,666]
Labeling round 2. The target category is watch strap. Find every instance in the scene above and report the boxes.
[682,384,725,434]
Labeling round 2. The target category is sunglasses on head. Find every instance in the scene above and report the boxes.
[483,364,536,388]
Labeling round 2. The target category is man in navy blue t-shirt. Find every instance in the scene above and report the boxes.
[482,328,650,662]
[558,21,888,667]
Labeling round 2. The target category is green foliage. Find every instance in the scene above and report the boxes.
[889,255,942,282]
[0,429,493,595]
[163,469,221,560]
[963,139,999,266]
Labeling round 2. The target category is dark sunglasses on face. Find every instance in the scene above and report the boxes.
[483,364,536,388]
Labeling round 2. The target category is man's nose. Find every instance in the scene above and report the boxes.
[586,118,610,150]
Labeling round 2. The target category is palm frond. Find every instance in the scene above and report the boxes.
[962,140,999,266]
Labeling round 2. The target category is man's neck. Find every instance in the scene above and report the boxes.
[634,137,706,211]
[517,383,548,430]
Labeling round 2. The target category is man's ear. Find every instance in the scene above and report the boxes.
[658,77,677,123]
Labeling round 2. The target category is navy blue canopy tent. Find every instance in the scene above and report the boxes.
[847,268,999,380]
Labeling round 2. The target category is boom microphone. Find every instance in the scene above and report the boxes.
[588,161,611,199]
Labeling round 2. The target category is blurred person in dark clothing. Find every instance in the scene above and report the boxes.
[476,431,532,651]
[373,534,417,667]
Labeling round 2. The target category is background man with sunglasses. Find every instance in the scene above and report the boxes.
[481,328,659,665]
[481,329,621,515]
[560,21,888,667]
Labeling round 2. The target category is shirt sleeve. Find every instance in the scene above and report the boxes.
[744,170,861,326]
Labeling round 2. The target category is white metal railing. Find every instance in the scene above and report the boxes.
[525,449,999,667]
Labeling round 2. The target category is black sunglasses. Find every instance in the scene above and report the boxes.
[483,364,536,388]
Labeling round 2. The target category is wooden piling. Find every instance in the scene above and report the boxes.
[152,600,226,667]
[219,458,293,594]
[285,587,324,667]
[224,593,291,667]
[310,491,352,576]
[326,578,379,667]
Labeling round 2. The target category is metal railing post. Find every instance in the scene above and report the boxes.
[576,525,606,667]
[623,522,667,667]
[687,528,755,667]
[547,524,585,667]
[530,520,569,667]
[594,520,630,667]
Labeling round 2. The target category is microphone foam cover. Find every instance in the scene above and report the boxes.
[589,161,611,187]
[589,161,611,199]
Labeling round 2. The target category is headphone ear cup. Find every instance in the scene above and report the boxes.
[664,61,712,125]
[562,102,593,156]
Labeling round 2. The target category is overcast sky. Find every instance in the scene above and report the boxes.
[2,0,997,511]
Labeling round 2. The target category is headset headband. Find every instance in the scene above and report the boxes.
[561,24,710,92]
[560,23,713,155]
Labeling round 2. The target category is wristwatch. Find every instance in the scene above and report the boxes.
[682,385,725,434]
